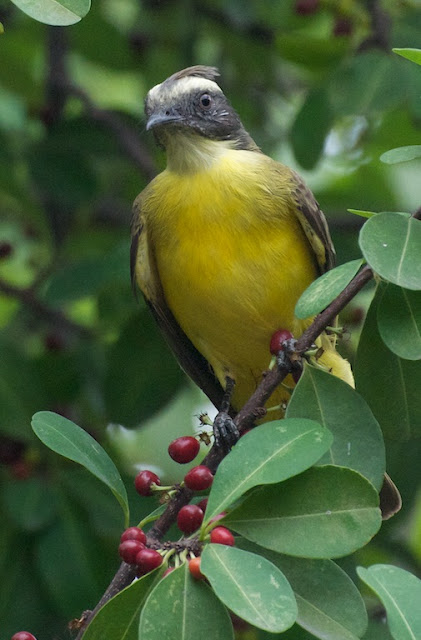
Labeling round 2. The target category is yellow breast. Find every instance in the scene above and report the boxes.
[144,148,318,407]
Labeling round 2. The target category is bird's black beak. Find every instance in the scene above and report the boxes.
[146,109,185,131]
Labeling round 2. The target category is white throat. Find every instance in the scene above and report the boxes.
[165,132,235,174]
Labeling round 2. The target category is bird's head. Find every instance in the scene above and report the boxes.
[144,66,257,157]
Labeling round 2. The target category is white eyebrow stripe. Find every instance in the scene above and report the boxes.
[148,76,222,102]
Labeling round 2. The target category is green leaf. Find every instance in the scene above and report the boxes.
[31,411,129,527]
[359,212,421,290]
[45,241,130,304]
[291,87,333,170]
[237,540,368,640]
[357,565,421,640]
[393,48,421,66]
[104,312,184,427]
[224,466,381,559]
[380,146,421,165]
[0,341,48,440]
[295,259,363,319]
[377,284,421,360]
[83,569,164,640]
[286,366,385,490]
[354,287,421,440]
[2,477,56,532]
[204,418,332,525]
[28,145,97,207]
[139,563,234,640]
[36,498,107,617]
[328,52,405,116]
[201,545,297,633]
[10,0,91,26]
[276,34,349,70]
[348,209,377,219]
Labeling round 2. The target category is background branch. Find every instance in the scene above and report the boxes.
[0,279,92,338]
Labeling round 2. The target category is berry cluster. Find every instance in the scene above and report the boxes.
[127,431,235,581]
[118,526,162,575]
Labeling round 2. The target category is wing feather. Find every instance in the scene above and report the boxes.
[290,170,336,273]
[130,192,224,409]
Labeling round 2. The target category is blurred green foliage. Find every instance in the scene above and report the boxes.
[1,0,421,638]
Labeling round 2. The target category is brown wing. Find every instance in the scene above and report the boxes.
[290,170,336,274]
[130,191,224,410]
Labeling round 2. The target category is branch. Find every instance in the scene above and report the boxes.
[67,84,157,181]
[358,0,391,52]
[0,279,92,338]
[76,204,421,635]
[76,259,377,636]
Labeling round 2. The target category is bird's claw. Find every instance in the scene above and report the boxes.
[276,338,298,371]
[213,411,239,452]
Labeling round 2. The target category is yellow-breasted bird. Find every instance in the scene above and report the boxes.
[131,66,399,514]
[131,65,352,410]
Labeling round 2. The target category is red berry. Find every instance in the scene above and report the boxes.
[184,465,214,491]
[118,539,145,564]
[333,17,353,37]
[177,504,204,534]
[189,556,205,579]
[168,436,200,464]
[210,526,235,546]
[270,329,294,355]
[163,567,175,577]
[294,0,320,15]
[11,634,37,640]
[197,498,208,512]
[135,547,163,574]
[134,470,161,496]
[120,527,147,545]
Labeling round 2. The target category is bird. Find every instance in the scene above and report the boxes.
[131,65,400,517]
[131,65,352,417]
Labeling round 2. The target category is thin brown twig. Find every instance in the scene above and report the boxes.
[67,84,158,181]
[0,279,92,338]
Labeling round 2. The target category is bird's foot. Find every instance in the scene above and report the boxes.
[275,338,298,370]
[213,411,239,452]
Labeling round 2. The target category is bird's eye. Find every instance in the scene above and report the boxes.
[199,93,212,110]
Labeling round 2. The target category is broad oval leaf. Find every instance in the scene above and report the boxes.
[354,287,421,440]
[291,87,333,170]
[201,545,297,633]
[286,366,385,490]
[357,564,421,640]
[237,539,368,640]
[224,466,381,558]
[380,145,421,165]
[204,418,332,525]
[377,284,421,360]
[10,0,90,25]
[32,411,129,527]
[295,259,363,319]
[393,47,421,66]
[139,563,234,640]
[83,569,163,640]
[359,212,421,290]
